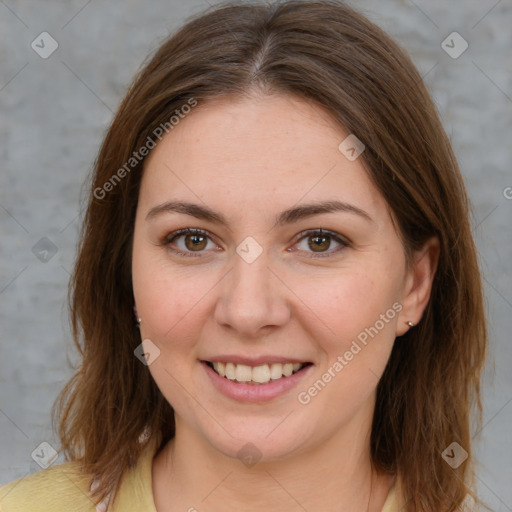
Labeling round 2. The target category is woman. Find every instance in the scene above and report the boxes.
[0,1,487,511]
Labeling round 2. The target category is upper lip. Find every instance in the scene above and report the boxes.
[201,355,312,366]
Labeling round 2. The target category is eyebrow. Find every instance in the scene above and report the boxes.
[145,199,373,226]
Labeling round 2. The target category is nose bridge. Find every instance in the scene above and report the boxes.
[213,247,290,335]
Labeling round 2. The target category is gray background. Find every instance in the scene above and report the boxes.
[1,0,511,510]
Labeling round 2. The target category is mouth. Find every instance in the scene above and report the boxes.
[201,360,313,386]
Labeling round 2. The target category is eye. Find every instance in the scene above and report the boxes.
[162,228,218,257]
[292,228,349,258]
[161,227,349,259]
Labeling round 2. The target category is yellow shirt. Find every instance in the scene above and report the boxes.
[0,438,403,511]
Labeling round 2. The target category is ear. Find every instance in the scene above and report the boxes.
[396,236,440,336]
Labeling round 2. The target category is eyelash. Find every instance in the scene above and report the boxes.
[161,227,349,259]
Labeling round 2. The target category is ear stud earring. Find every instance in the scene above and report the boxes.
[133,306,142,326]
[407,321,415,327]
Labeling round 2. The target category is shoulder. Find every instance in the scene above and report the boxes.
[1,434,162,512]
[0,462,95,512]
[380,474,482,512]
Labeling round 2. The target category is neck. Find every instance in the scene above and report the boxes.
[152,419,394,512]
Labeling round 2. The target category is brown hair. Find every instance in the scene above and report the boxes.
[53,1,487,510]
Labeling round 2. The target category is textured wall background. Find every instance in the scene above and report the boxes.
[1,0,511,509]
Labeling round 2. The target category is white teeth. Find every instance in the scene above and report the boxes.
[282,363,294,377]
[216,361,225,376]
[235,364,252,382]
[270,363,283,380]
[225,362,236,380]
[211,361,305,384]
[252,364,270,383]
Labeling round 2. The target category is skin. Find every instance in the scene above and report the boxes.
[131,92,439,512]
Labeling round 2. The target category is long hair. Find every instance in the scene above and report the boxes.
[52,1,487,510]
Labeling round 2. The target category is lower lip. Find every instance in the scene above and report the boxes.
[201,361,313,403]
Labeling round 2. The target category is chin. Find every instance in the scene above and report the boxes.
[199,418,312,465]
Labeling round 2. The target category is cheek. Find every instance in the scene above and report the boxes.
[135,271,212,343]
[132,252,212,406]
[132,243,216,342]
[296,272,400,422]
[304,268,400,350]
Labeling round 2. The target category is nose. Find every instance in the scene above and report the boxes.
[213,250,291,337]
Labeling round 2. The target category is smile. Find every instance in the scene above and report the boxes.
[201,360,314,402]
[205,361,310,385]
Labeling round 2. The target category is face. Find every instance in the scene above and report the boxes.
[131,92,429,463]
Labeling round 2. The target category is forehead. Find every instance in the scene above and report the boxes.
[139,93,386,222]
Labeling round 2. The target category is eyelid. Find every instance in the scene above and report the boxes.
[162,227,212,245]
[291,228,350,257]
[161,227,349,258]
[162,227,218,258]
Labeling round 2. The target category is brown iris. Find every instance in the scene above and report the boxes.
[308,231,330,252]
[184,233,208,251]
